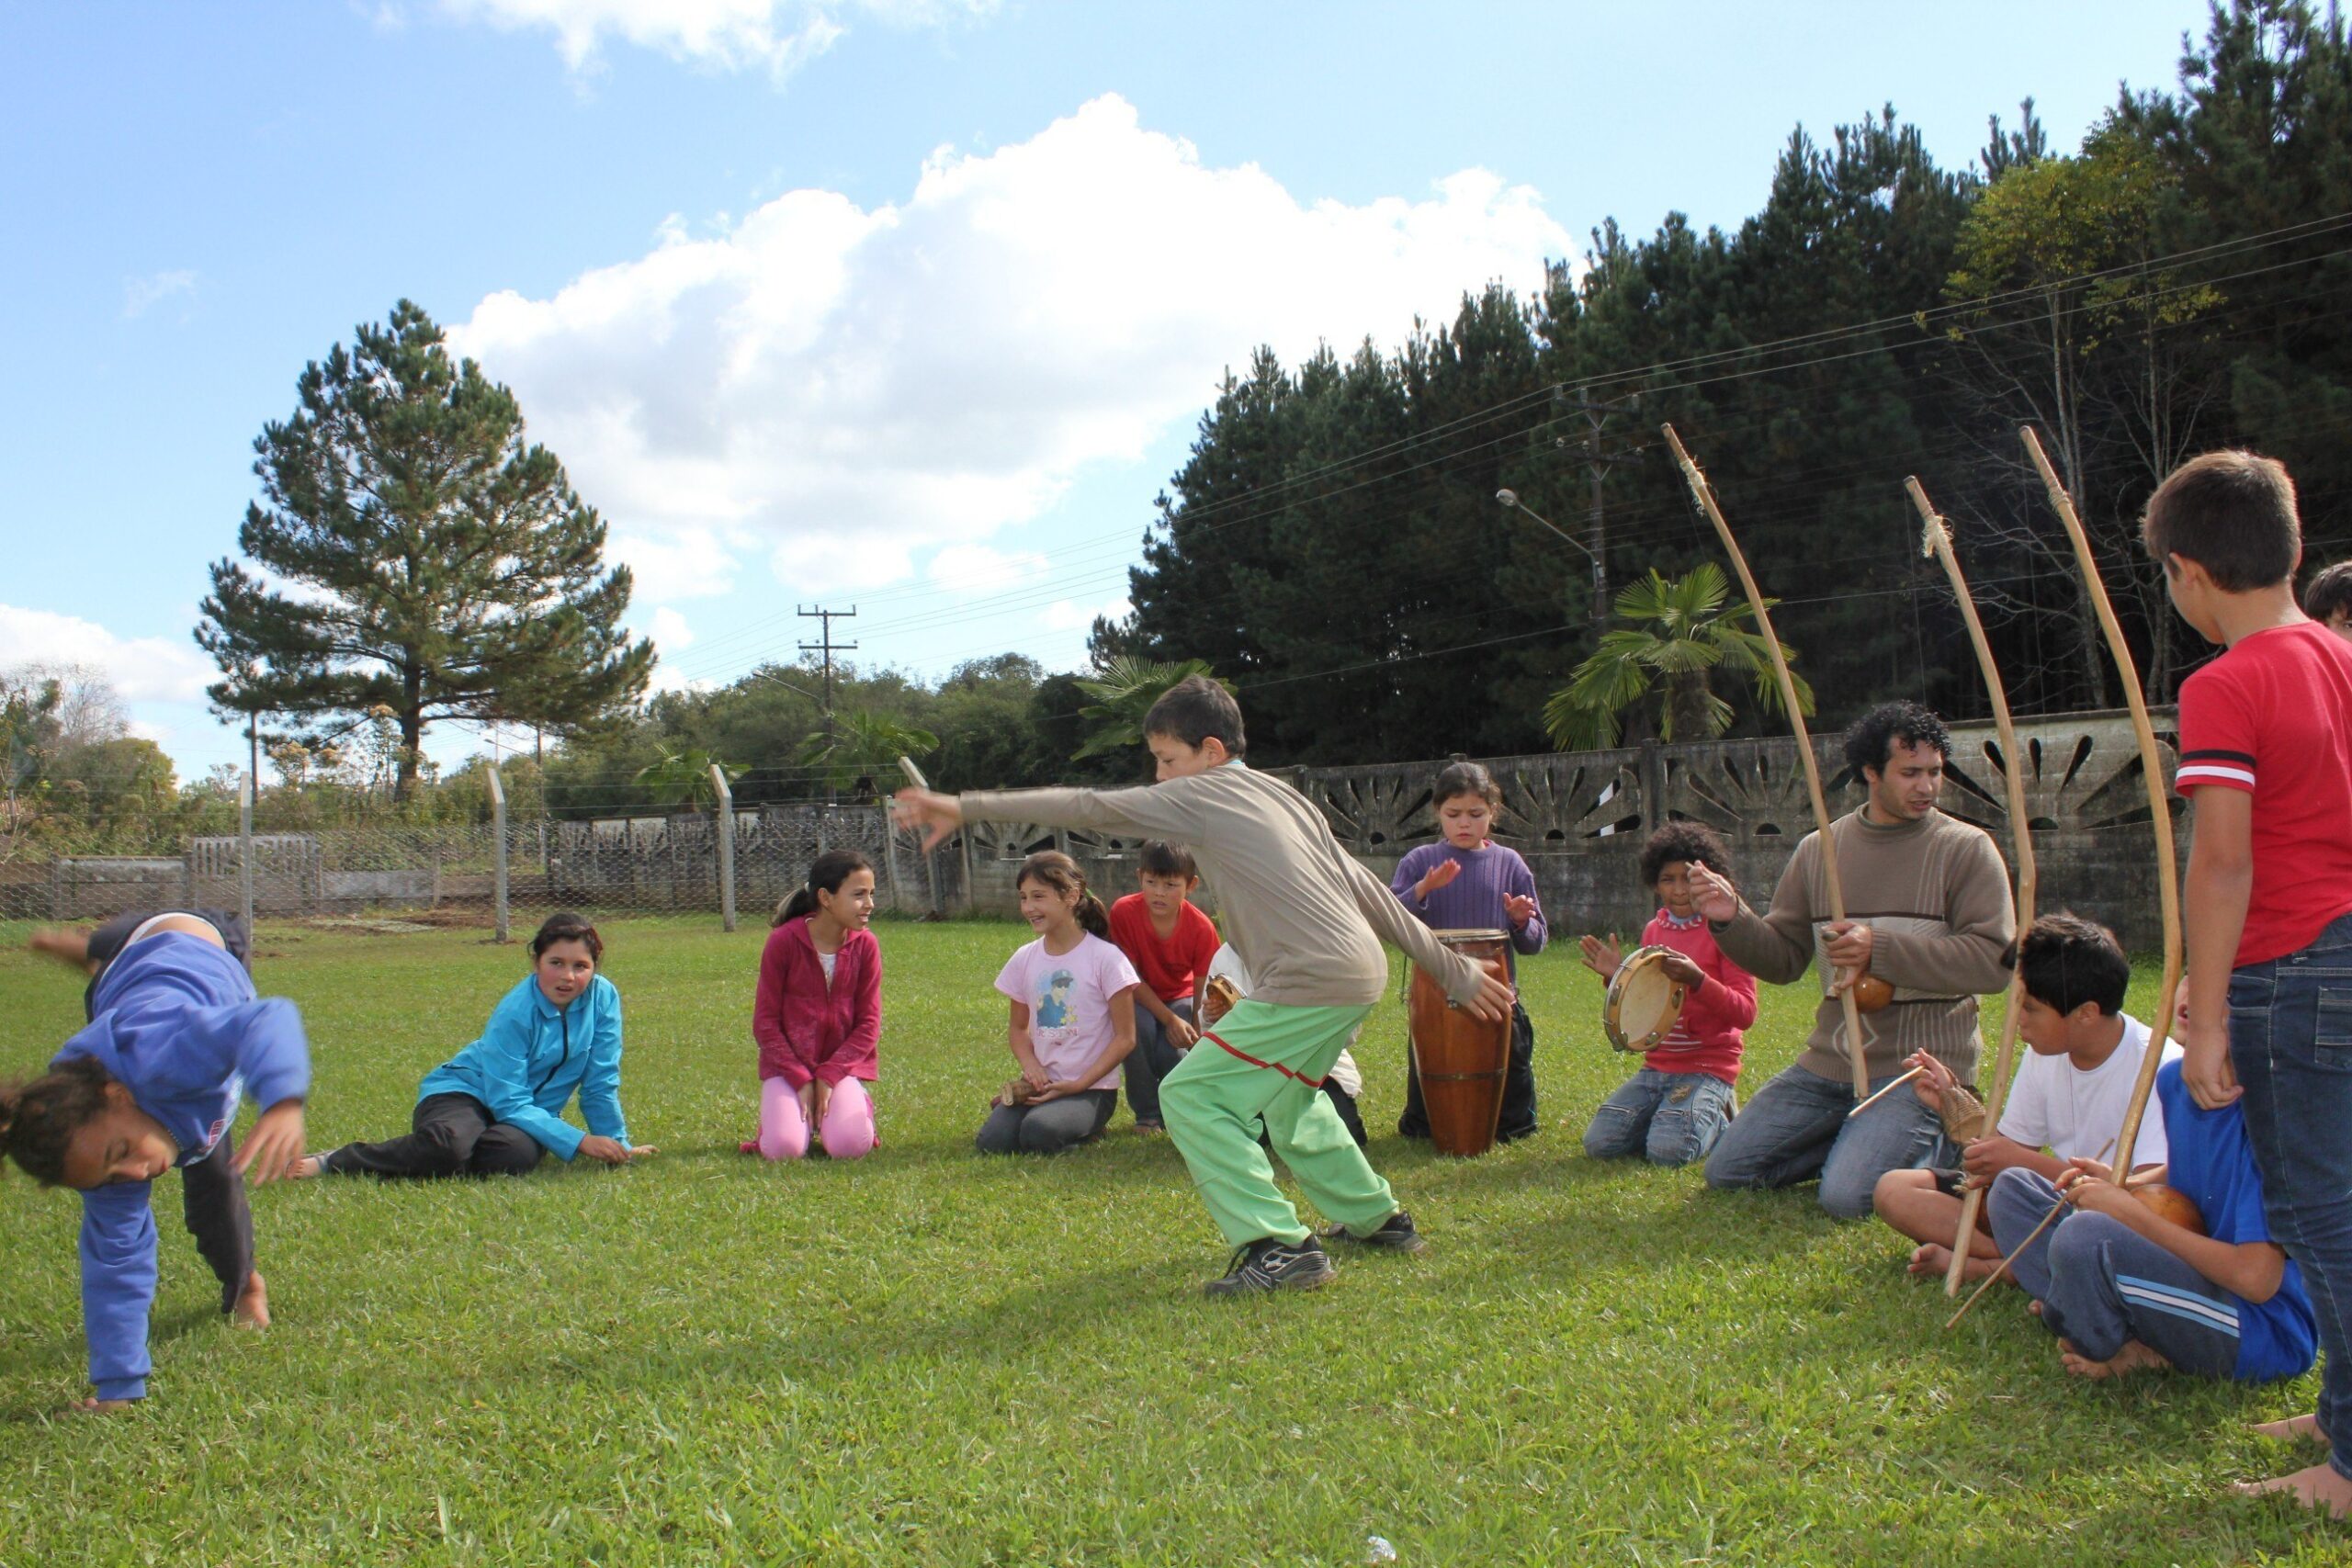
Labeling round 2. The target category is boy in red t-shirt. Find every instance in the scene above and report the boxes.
[1108,841,1221,1133]
[1579,823,1757,1166]
[2150,450,2352,1517]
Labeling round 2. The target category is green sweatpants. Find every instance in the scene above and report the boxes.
[1160,998,1399,1248]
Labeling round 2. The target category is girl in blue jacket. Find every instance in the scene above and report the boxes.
[3,912,311,1412]
[300,913,654,1179]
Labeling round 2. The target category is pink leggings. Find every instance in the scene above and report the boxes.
[758,1077,876,1161]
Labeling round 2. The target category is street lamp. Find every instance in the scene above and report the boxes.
[1496,489,1604,625]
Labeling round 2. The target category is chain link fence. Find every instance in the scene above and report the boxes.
[0,795,961,938]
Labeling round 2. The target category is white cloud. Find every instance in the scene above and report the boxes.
[435,0,987,78]
[0,604,215,705]
[646,604,695,651]
[1040,595,1127,633]
[609,523,740,602]
[453,94,1573,604]
[122,269,197,320]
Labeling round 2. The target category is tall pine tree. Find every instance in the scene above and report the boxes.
[197,300,652,795]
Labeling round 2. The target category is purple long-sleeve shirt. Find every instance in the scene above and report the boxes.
[1390,841,1548,964]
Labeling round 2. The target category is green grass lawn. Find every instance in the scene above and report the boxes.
[0,917,2341,1566]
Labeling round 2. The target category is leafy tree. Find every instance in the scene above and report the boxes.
[196,299,653,798]
[2118,0,2352,567]
[634,744,748,811]
[1072,657,1227,761]
[796,710,939,798]
[1937,118,2222,698]
[1543,567,1813,750]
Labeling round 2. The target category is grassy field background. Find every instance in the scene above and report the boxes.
[0,915,2340,1566]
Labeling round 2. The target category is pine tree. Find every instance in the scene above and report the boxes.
[197,300,653,796]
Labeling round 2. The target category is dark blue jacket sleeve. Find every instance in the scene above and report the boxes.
[79,1181,159,1401]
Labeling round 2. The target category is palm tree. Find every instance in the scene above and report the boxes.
[1543,565,1814,751]
[796,710,939,798]
[634,744,747,811]
[1072,657,1227,761]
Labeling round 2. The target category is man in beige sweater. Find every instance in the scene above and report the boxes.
[897,677,1512,1294]
[1687,703,2015,1218]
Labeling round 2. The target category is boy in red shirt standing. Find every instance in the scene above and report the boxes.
[1109,841,1222,1133]
[1579,823,1757,1166]
[2152,451,2352,1517]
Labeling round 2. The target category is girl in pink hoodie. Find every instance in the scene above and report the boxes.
[744,850,883,1160]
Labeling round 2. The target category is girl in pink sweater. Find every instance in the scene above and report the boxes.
[744,850,883,1161]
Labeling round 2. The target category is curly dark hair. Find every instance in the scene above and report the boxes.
[1639,822,1732,886]
[1842,701,1951,778]
[0,1055,116,1187]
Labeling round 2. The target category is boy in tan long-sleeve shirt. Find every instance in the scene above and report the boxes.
[1686,702,2015,1218]
[897,677,1513,1294]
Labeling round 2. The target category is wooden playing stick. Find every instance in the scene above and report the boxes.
[1847,1065,1926,1121]
[1664,425,1870,1099]
[1943,1136,2116,1330]
[2021,428,2183,1179]
[1910,479,2040,1296]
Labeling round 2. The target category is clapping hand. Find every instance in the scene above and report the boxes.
[1578,932,1624,980]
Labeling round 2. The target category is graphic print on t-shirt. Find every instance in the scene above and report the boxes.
[1036,972,1077,1031]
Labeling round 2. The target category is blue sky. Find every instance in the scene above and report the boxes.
[0,0,2211,781]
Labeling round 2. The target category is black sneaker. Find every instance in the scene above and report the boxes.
[1202,1235,1335,1296]
[1324,1209,1427,1254]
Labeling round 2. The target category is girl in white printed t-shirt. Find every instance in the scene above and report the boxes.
[977,852,1140,1156]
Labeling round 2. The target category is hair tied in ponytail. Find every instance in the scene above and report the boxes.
[778,849,876,926]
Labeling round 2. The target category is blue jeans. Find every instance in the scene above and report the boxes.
[1121,998,1194,1127]
[2229,908,2352,1478]
[1988,1169,2242,1379]
[1584,1069,1736,1167]
[1703,1062,1948,1218]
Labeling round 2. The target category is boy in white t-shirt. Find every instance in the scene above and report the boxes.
[1872,913,2177,1282]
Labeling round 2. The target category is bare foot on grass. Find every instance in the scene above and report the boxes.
[62,1397,135,1416]
[2232,1461,2352,1517]
[1907,1243,1998,1282]
[2251,1413,2327,1444]
[232,1271,270,1330]
[289,1155,326,1179]
[2059,1337,2167,1380]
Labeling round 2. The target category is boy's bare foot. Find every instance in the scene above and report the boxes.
[1907,1243,1998,1282]
[232,1271,270,1330]
[289,1154,326,1179]
[2251,1413,2327,1444]
[63,1397,135,1416]
[2059,1337,2167,1380]
[2232,1461,2352,1517]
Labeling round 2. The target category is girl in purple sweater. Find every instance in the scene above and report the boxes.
[1392,758,1547,1141]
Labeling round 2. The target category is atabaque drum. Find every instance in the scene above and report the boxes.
[1409,929,1511,1157]
[1604,945,1690,1053]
